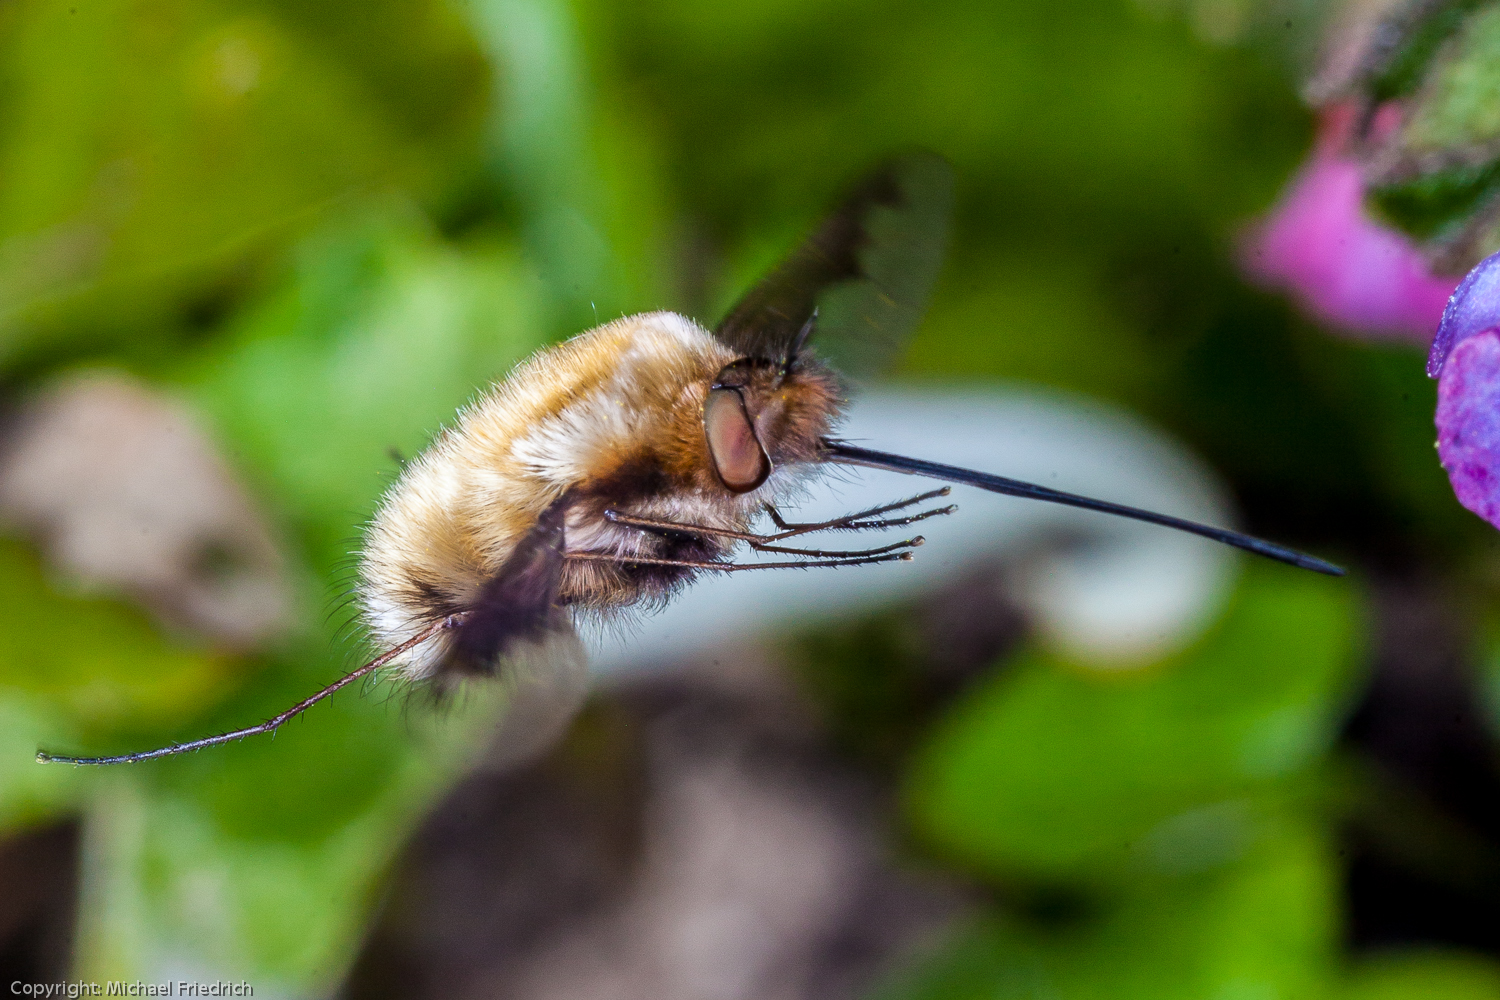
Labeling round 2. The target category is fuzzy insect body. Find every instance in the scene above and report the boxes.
[360,311,842,680]
[37,152,1344,766]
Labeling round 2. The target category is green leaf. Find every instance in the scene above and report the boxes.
[875,820,1337,1000]
[0,0,485,369]
[459,0,675,328]
[182,208,548,575]
[0,537,232,735]
[905,563,1364,883]
[1367,5,1500,255]
[1339,951,1500,1000]
[1399,5,1500,159]
[1370,162,1500,244]
[1367,0,1490,104]
[74,681,507,991]
[0,694,87,829]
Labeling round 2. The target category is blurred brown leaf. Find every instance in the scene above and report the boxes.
[0,371,293,649]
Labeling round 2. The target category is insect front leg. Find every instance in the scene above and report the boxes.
[762,487,955,540]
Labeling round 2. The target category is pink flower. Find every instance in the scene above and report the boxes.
[1243,104,1459,342]
[1436,328,1500,530]
[1430,251,1500,531]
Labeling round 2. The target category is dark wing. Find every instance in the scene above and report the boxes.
[714,152,954,383]
[450,497,572,674]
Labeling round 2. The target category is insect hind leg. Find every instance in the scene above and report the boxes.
[565,551,914,573]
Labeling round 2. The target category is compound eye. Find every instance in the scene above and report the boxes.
[704,388,771,493]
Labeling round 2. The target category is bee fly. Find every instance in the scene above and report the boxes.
[38,154,1343,766]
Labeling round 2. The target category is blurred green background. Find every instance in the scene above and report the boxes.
[3,0,1500,997]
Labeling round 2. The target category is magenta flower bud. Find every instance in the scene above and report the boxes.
[1244,104,1459,342]
[1436,328,1500,530]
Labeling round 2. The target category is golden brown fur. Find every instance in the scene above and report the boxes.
[359,311,842,679]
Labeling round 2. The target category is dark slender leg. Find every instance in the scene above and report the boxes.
[765,488,954,535]
[604,488,956,547]
[566,551,913,572]
[603,511,761,543]
[750,537,925,558]
[769,504,956,534]
[37,615,464,766]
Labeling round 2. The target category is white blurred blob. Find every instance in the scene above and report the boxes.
[0,370,293,649]
[587,386,1239,673]
[483,628,591,771]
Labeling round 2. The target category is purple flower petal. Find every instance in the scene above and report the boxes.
[1436,328,1500,529]
[1428,250,1500,377]
[1243,106,1458,343]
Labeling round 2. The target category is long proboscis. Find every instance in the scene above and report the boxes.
[821,440,1345,577]
[36,616,462,766]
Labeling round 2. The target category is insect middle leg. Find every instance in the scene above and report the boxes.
[748,538,923,558]
[594,518,924,560]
